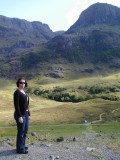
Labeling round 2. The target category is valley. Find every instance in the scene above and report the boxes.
[0,2,120,156]
[0,74,120,154]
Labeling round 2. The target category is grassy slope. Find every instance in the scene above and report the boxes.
[0,73,120,126]
[0,74,120,151]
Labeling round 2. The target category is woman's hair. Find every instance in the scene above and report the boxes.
[16,77,28,87]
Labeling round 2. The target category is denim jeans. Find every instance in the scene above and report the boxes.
[14,112,29,152]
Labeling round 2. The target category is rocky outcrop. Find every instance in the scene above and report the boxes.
[0,15,54,38]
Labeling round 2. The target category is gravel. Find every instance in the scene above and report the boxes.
[0,135,120,160]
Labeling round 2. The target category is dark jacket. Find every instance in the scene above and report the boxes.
[14,89,30,118]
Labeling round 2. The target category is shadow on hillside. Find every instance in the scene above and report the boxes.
[0,149,16,157]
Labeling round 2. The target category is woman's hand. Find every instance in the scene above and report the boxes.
[18,117,23,123]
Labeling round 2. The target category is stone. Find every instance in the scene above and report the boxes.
[31,132,37,136]
[111,135,116,139]
[31,143,34,145]
[49,155,55,160]
[73,137,76,141]
[40,143,52,147]
[56,137,64,142]
[86,147,95,152]
[56,155,60,159]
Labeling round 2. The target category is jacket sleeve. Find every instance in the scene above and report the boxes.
[14,91,22,118]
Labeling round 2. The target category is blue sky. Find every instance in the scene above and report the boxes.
[0,0,120,31]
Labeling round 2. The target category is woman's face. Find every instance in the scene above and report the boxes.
[18,79,25,89]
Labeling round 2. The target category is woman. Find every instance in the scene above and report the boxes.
[14,78,30,154]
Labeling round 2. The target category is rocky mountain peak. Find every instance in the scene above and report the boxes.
[0,15,54,36]
[67,3,120,32]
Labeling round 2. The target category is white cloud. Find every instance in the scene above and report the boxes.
[66,0,120,30]
[66,6,79,29]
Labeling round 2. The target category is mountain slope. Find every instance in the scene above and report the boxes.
[0,15,54,39]
[0,15,55,56]
[67,2,120,32]
[0,15,56,78]
[1,3,120,79]
[47,3,120,64]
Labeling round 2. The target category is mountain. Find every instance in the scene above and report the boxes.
[47,3,120,64]
[67,2,120,32]
[54,30,65,36]
[1,3,120,79]
[0,15,54,34]
[0,15,56,78]
[0,15,55,56]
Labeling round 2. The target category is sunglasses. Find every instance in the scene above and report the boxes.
[19,82,25,84]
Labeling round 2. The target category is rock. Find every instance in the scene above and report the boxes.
[73,137,76,141]
[56,137,64,142]
[96,134,102,137]
[49,155,55,160]
[6,138,11,141]
[5,138,14,146]
[38,138,42,141]
[31,143,34,145]
[86,147,96,152]
[31,132,37,136]
[56,155,60,159]
[0,141,12,147]
[111,135,116,139]
[40,143,52,147]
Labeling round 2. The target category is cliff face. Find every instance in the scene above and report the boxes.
[0,15,54,37]
[0,15,55,56]
[67,3,120,33]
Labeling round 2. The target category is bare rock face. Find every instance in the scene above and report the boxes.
[67,3,120,32]
[0,15,54,38]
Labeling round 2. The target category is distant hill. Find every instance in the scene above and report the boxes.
[54,30,65,36]
[1,3,120,79]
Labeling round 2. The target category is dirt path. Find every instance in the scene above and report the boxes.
[89,107,120,124]
[111,108,120,113]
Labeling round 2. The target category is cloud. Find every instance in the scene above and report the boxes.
[66,0,120,30]
[66,6,80,29]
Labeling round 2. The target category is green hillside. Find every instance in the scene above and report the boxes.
[0,73,120,151]
[0,72,120,126]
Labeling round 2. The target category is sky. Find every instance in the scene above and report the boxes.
[0,0,120,32]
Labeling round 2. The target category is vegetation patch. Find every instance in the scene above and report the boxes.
[26,84,120,103]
